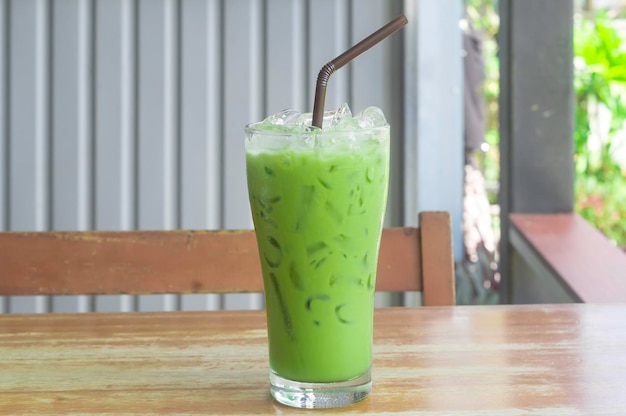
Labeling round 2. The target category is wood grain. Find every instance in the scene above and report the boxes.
[0,212,454,305]
[419,211,455,306]
[1,304,625,415]
[510,213,626,302]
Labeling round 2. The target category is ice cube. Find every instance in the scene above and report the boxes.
[295,112,313,127]
[264,236,283,268]
[328,103,352,127]
[249,131,291,151]
[356,106,387,128]
[295,104,353,129]
[264,109,301,126]
[289,262,304,290]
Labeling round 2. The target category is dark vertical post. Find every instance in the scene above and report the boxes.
[498,0,574,303]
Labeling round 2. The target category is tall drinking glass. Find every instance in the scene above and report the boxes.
[245,107,390,409]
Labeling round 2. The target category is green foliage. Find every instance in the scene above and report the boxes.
[466,0,501,194]
[574,14,626,247]
[466,5,626,247]
[576,174,626,244]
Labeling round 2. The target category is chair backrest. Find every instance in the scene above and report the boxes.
[0,211,455,306]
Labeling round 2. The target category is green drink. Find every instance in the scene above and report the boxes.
[245,105,389,408]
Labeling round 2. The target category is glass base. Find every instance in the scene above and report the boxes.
[269,368,371,409]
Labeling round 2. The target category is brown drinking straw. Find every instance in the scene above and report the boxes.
[311,14,408,129]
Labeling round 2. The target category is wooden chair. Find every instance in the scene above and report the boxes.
[0,211,455,307]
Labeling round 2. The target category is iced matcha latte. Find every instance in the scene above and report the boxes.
[245,105,389,408]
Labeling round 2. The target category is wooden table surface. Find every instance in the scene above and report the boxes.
[2,304,625,415]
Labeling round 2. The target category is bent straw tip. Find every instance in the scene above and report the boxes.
[311,14,408,128]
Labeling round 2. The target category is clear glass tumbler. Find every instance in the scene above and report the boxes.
[245,118,390,409]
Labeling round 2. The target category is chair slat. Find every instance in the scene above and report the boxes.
[419,212,456,306]
[0,212,455,305]
[0,230,263,296]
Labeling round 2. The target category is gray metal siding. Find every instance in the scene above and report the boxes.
[0,0,463,313]
[7,0,51,313]
[0,0,8,313]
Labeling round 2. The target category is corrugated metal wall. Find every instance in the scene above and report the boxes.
[0,0,463,313]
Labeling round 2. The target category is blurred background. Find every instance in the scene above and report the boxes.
[456,0,626,303]
[1,0,624,313]
[0,0,465,313]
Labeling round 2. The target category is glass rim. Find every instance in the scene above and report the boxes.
[244,122,389,137]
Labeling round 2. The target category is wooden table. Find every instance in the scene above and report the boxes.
[2,304,625,415]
